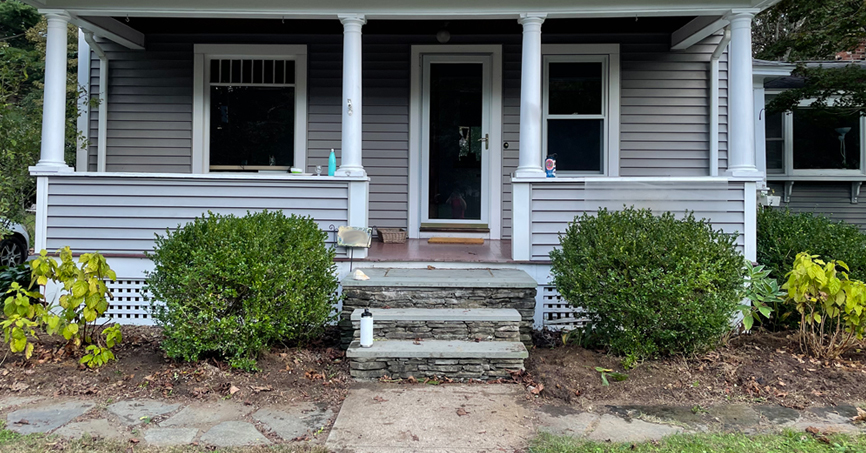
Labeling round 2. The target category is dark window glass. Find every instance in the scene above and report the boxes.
[548,62,603,115]
[284,61,295,84]
[765,111,784,173]
[264,60,274,84]
[209,59,219,83]
[792,109,861,170]
[241,60,253,83]
[220,60,230,83]
[547,119,603,172]
[209,86,295,168]
[230,60,241,84]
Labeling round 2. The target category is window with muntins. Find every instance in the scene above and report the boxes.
[543,56,608,174]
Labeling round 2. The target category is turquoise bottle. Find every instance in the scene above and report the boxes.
[328,149,336,176]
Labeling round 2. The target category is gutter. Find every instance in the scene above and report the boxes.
[82,31,108,173]
[709,27,731,177]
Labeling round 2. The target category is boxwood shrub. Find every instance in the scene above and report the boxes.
[550,207,744,360]
[146,210,339,370]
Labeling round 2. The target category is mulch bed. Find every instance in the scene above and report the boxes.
[0,326,351,409]
[524,330,866,409]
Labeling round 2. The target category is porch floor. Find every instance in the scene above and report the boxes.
[362,239,512,263]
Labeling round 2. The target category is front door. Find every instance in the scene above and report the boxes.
[420,54,492,228]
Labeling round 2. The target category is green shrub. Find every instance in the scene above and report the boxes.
[550,207,744,360]
[757,208,866,329]
[147,210,339,370]
[0,264,30,296]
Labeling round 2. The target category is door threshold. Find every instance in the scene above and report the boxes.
[420,224,490,233]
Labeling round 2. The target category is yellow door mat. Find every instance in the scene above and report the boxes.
[427,237,485,245]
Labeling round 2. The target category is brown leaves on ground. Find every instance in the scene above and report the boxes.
[456,407,469,416]
[852,407,866,424]
[373,395,388,403]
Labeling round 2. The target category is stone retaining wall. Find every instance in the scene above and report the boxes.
[340,287,536,347]
[350,320,521,342]
[349,357,525,380]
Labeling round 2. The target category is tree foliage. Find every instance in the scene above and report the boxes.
[0,1,79,224]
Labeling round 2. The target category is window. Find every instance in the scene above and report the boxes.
[764,94,866,176]
[542,48,618,175]
[193,45,307,173]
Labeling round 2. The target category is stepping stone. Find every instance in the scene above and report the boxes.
[756,405,801,425]
[536,405,599,437]
[201,421,270,447]
[6,401,95,434]
[0,396,42,411]
[253,404,334,440]
[707,405,762,432]
[159,401,251,428]
[144,427,198,446]
[108,400,181,426]
[587,414,683,443]
[55,419,125,440]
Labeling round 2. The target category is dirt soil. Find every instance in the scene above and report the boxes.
[0,326,351,409]
[525,330,866,410]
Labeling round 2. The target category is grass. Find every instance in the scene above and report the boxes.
[529,431,866,453]
[0,421,327,453]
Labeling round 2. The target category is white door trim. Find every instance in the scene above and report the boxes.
[408,44,502,239]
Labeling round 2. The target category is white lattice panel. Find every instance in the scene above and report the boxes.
[101,279,154,325]
[540,286,588,330]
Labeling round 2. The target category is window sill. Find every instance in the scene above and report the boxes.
[767,174,866,182]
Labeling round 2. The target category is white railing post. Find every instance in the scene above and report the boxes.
[346,178,369,259]
[514,13,546,178]
[33,11,74,173]
[725,10,761,177]
[336,14,366,177]
[511,181,532,261]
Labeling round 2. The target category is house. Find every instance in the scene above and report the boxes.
[754,59,866,227]
[22,0,776,332]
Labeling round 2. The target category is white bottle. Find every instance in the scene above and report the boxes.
[360,308,374,348]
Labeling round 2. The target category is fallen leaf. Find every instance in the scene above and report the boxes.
[852,407,866,424]
[250,385,273,393]
[229,385,240,395]
[427,265,436,270]
[407,376,417,384]
[373,395,387,403]
[806,426,821,435]
[456,408,469,416]
[129,438,140,444]
[529,383,544,395]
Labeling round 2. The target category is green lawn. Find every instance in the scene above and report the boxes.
[529,431,866,453]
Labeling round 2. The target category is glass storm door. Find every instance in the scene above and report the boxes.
[421,55,491,225]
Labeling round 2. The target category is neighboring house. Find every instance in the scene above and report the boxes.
[754,59,866,228]
[22,0,777,327]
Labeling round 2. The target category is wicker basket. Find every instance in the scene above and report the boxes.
[376,227,407,244]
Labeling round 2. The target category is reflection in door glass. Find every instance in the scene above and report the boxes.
[428,63,483,220]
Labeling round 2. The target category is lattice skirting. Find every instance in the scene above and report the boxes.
[539,286,587,330]
[99,279,154,325]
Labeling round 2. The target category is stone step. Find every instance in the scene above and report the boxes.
[346,339,528,380]
[340,268,538,348]
[348,308,521,342]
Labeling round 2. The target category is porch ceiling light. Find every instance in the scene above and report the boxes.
[436,29,451,44]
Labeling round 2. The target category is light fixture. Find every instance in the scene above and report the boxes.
[436,29,451,44]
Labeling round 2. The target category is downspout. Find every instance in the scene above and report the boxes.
[709,27,732,177]
[83,31,108,173]
[75,30,90,171]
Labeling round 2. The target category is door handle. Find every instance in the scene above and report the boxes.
[478,133,489,150]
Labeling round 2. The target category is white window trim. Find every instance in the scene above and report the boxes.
[541,44,620,177]
[766,90,866,177]
[192,44,307,174]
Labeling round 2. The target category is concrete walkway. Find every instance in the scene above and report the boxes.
[2,385,865,450]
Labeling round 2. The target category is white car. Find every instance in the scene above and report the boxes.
[0,220,30,267]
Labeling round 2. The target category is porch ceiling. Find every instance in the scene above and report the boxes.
[27,0,780,18]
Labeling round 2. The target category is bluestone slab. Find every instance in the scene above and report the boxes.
[346,339,528,359]
[144,427,198,446]
[350,308,521,322]
[55,419,125,440]
[6,401,95,434]
[201,421,270,447]
[108,400,181,426]
[341,268,538,288]
[253,405,333,440]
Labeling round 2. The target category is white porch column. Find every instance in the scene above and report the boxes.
[33,11,74,173]
[514,13,546,178]
[725,10,761,177]
[336,14,366,177]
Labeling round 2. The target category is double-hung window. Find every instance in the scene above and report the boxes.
[541,45,619,175]
[193,45,307,173]
[765,94,866,176]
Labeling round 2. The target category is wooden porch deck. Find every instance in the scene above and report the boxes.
[361,239,513,263]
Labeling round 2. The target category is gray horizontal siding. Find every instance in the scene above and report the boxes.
[769,182,866,230]
[45,176,349,255]
[529,180,746,260]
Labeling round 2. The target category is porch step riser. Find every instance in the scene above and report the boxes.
[349,320,521,343]
[349,357,524,380]
[341,287,536,346]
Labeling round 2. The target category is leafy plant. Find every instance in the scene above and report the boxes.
[550,207,744,361]
[147,210,340,371]
[1,247,121,365]
[739,261,786,331]
[783,252,866,359]
[594,367,628,386]
[0,264,30,296]
[757,208,866,330]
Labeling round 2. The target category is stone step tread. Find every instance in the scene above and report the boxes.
[341,268,537,289]
[346,340,528,359]
[349,308,521,322]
